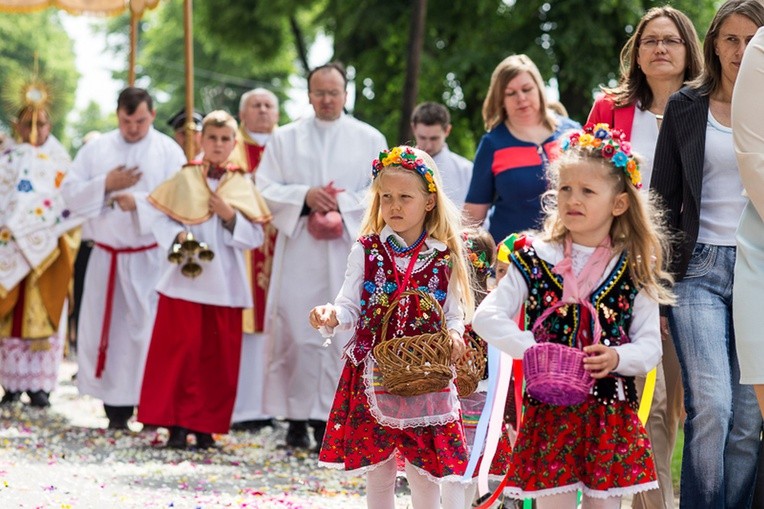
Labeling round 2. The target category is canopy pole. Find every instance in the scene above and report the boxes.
[183,0,195,160]
[128,10,138,86]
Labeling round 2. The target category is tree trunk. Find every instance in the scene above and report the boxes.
[558,84,589,125]
[397,0,428,145]
[289,16,310,75]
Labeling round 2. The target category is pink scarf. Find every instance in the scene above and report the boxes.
[532,235,612,347]
[553,235,613,304]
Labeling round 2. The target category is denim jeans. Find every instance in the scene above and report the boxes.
[669,244,762,509]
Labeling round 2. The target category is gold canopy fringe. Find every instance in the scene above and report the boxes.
[0,0,159,17]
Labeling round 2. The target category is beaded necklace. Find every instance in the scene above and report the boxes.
[385,230,427,256]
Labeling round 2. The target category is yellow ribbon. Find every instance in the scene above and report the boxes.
[637,367,657,425]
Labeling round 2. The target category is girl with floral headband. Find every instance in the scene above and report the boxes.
[472,124,675,507]
[309,145,473,508]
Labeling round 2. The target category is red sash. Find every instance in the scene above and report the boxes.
[93,242,158,378]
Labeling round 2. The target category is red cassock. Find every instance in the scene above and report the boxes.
[137,296,243,433]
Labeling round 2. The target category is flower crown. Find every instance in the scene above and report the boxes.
[372,146,437,193]
[561,123,642,189]
[463,235,491,276]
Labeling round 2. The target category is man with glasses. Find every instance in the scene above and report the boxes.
[257,63,386,450]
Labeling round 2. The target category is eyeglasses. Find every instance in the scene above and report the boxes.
[639,37,685,49]
[309,90,344,98]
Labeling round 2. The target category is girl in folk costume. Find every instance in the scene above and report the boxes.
[309,146,473,509]
[441,227,512,508]
[472,124,675,508]
[136,111,270,449]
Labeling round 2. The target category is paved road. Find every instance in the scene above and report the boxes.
[0,360,415,508]
[1,360,654,508]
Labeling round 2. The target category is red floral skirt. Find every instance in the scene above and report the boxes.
[502,396,657,498]
[318,360,469,479]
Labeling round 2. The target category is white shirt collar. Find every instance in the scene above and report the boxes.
[313,114,344,129]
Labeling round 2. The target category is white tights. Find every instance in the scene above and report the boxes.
[366,458,397,509]
[535,492,622,509]
[365,457,469,509]
[440,480,477,509]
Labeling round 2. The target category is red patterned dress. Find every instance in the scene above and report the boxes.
[318,234,469,480]
[501,245,658,499]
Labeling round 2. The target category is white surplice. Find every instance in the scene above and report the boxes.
[62,128,186,405]
[257,114,387,421]
[145,176,265,308]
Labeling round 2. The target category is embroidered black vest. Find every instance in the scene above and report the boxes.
[511,244,640,407]
[346,234,452,365]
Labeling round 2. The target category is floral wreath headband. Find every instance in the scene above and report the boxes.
[561,123,642,189]
[463,235,492,276]
[372,146,437,193]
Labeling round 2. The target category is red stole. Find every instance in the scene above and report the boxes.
[244,143,265,176]
[241,145,275,334]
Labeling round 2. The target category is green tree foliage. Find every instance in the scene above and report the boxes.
[102,0,304,135]
[0,10,78,145]
[68,100,116,151]
[196,0,323,69]
[102,0,719,156]
[327,0,719,157]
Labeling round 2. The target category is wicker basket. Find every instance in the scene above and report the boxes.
[373,289,453,397]
[455,329,487,397]
[523,303,598,406]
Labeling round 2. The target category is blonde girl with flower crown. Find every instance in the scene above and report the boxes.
[309,145,473,509]
[472,124,675,508]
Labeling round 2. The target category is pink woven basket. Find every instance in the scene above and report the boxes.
[523,301,599,406]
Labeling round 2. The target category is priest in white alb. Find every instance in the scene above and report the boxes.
[257,62,387,450]
[229,87,280,432]
[62,88,186,430]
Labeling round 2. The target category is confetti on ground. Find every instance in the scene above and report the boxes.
[0,360,411,508]
[1,361,644,509]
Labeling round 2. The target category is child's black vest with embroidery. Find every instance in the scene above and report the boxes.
[346,234,452,365]
[511,244,640,407]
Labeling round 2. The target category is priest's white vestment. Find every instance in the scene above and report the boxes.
[257,114,386,421]
[63,128,186,405]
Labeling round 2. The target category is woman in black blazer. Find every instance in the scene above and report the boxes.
[651,1,764,507]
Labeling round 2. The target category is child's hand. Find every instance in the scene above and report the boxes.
[209,193,236,222]
[310,304,339,329]
[449,330,467,363]
[582,344,619,379]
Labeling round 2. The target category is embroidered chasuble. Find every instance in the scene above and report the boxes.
[0,141,81,347]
